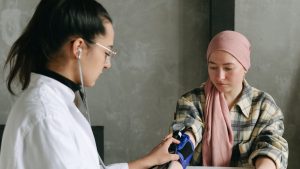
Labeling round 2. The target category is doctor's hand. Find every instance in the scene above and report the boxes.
[128,134,180,169]
[147,134,180,165]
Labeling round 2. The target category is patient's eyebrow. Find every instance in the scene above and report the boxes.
[208,61,234,66]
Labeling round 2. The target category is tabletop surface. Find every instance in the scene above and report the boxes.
[187,166,252,169]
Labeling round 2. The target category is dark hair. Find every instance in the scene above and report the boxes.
[4,0,112,95]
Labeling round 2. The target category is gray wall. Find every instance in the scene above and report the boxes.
[1,0,299,168]
[89,0,209,163]
[0,0,209,164]
[235,0,300,168]
[0,0,41,124]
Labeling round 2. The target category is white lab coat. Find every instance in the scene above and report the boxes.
[0,73,128,169]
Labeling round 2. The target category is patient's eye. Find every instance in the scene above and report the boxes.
[209,66,218,70]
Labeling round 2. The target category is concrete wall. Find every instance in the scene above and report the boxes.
[89,0,210,163]
[1,0,298,167]
[0,0,210,164]
[0,0,41,124]
[235,0,300,168]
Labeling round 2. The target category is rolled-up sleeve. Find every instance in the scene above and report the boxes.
[172,93,204,145]
[249,97,289,169]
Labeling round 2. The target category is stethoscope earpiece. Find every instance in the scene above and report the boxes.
[77,48,82,59]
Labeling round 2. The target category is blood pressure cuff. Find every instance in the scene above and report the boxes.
[176,133,194,169]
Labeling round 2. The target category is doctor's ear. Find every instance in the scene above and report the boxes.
[72,37,85,59]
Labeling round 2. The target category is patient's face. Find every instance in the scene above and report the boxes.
[208,50,246,95]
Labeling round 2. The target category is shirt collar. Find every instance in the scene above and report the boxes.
[29,72,75,105]
[34,69,81,92]
[235,80,253,118]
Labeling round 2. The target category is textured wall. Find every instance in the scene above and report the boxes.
[235,0,300,168]
[90,0,209,163]
[0,0,40,125]
[2,0,297,167]
[0,0,210,164]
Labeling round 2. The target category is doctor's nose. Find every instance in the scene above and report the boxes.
[104,57,111,69]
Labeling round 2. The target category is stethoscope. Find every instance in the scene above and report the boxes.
[77,48,107,169]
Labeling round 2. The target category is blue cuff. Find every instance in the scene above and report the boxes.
[176,133,194,169]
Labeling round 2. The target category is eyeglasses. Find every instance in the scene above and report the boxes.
[94,42,117,63]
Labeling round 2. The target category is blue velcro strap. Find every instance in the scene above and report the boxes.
[176,133,194,169]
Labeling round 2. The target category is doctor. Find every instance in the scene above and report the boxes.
[0,0,179,169]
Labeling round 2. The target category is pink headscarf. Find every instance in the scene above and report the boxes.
[206,30,251,71]
[202,30,251,166]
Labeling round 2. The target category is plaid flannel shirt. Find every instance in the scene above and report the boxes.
[173,80,288,169]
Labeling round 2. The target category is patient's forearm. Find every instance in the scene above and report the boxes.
[255,156,276,169]
[168,161,183,169]
[167,131,196,169]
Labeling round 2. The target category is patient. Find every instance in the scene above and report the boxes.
[169,30,288,169]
